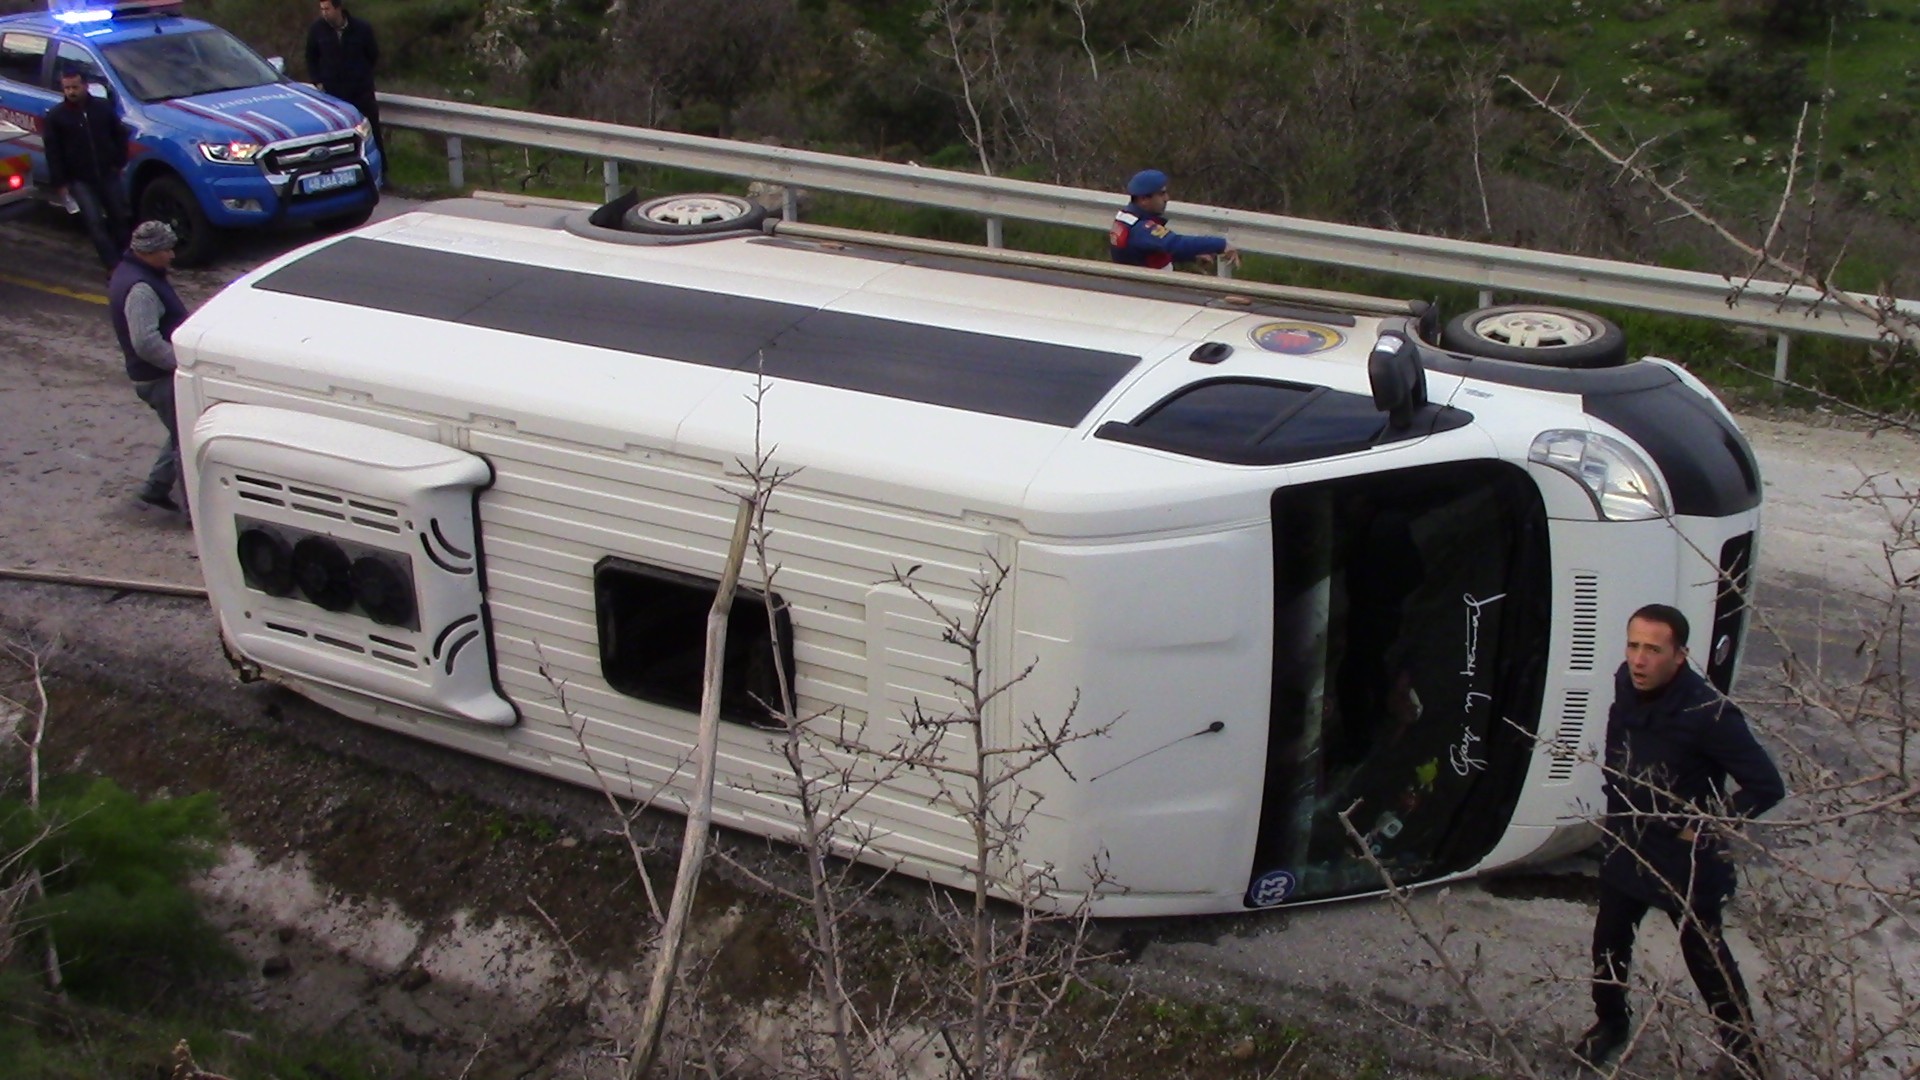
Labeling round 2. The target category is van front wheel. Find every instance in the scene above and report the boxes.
[623,193,767,235]
[137,174,218,267]
[1440,305,1628,369]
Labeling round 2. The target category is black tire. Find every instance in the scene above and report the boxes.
[1439,305,1628,369]
[136,173,218,267]
[315,205,375,234]
[622,193,767,235]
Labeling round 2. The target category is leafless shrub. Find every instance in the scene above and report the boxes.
[549,0,796,133]
[874,558,1118,1080]
[0,641,63,994]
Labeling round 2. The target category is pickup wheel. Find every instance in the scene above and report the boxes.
[137,174,218,267]
[1439,305,1629,369]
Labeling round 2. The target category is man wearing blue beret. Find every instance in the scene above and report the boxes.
[1109,169,1239,271]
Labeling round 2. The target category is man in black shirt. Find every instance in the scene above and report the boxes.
[305,0,383,166]
[44,69,130,269]
[1573,604,1785,1079]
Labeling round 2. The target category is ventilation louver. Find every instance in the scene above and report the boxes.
[189,404,515,727]
[1567,572,1600,672]
[1545,688,1591,784]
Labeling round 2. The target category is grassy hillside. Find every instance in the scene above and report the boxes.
[4,0,1912,399]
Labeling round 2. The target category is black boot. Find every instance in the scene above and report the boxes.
[1573,1016,1631,1067]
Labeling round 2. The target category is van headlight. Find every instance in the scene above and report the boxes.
[1529,429,1670,521]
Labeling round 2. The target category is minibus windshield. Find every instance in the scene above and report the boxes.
[1251,461,1551,903]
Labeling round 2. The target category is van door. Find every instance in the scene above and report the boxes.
[1246,461,1551,906]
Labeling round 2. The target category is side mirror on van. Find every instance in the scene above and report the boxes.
[1368,331,1428,431]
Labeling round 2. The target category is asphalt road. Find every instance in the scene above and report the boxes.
[0,201,1914,1076]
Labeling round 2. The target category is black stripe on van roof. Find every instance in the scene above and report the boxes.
[254,237,1141,428]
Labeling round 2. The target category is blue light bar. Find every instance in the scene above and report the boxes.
[47,0,184,23]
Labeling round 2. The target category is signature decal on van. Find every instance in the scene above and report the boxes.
[1250,321,1344,355]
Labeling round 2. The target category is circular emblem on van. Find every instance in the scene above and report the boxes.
[1251,321,1344,355]
[1246,869,1298,908]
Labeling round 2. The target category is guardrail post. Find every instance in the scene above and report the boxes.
[781,186,798,222]
[446,136,464,190]
[1216,253,1234,280]
[986,216,1004,249]
[603,160,620,203]
[1478,289,1493,308]
[1773,332,1791,391]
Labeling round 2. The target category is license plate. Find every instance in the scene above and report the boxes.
[299,166,361,195]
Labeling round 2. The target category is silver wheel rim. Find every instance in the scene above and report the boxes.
[640,195,749,227]
[1469,310,1596,350]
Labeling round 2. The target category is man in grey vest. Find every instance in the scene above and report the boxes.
[110,221,190,513]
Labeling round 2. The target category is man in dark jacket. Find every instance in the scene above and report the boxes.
[1109,169,1239,271]
[1574,604,1784,1079]
[305,0,382,164]
[111,221,191,513]
[44,69,130,269]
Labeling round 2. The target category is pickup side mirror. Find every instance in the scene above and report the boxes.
[87,82,108,100]
[267,56,285,74]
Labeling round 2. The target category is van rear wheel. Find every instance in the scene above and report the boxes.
[1440,305,1628,369]
[137,174,218,267]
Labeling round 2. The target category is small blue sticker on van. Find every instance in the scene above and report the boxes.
[1246,869,1298,908]
[1251,321,1344,355]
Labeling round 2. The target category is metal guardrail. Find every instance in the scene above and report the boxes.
[379,92,1918,368]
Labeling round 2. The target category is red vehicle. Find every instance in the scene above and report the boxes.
[0,117,31,215]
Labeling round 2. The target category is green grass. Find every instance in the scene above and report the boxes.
[0,989,425,1079]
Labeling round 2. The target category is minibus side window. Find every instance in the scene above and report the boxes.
[594,557,794,729]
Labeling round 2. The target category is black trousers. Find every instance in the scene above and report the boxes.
[1591,879,1756,1055]
[70,176,131,269]
[346,91,384,173]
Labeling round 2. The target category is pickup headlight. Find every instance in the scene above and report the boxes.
[199,140,262,164]
[353,117,373,142]
[1529,429,1670,521]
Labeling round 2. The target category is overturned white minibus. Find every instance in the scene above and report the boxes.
[174,191,1761,916]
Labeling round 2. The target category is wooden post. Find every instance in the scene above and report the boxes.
[628,496,756,1078]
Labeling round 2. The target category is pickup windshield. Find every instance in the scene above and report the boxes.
[103,29,280,103]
